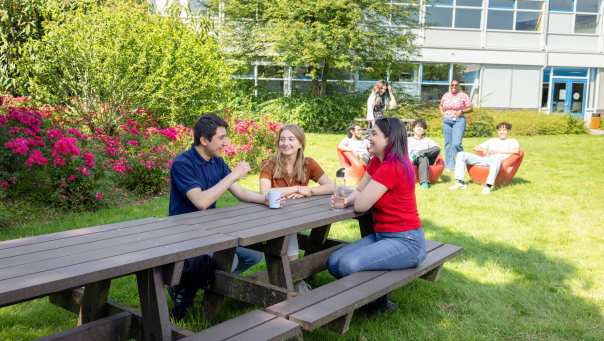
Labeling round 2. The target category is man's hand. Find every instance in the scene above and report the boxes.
[232,161,251,180]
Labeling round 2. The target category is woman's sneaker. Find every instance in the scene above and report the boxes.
[168,285,196,321]
[449,182,467,190]
[481,186,492,195]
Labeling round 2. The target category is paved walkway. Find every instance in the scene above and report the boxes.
[589,129,604,135]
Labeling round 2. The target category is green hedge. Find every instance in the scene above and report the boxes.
[395,104,586,137]
[18,1,231,126]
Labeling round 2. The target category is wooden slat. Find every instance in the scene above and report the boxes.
[0,234,237,307]
[0,217,159,250]
[181,310,275,341]
[211,270,290,308]
[0,227,223,280]
[137,267,172,341]
[224,318,302,341]
[289,244,463,330]
[265,240,444,317]
[37,311,132,341]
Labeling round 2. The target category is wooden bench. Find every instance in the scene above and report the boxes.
[181,310,302,341]
[266,240,462,334]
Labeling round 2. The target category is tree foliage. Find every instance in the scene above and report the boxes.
[212,0,418,96]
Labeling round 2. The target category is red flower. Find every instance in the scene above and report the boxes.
[0,180,9,190]
[25,149,48,167]
[53,137,80,157]
[159,127,178,141]
[67,175,77,183]
[4,137,30,155]
[127,140,139,146]
[83,152,96,169]
[78,166,91,177]
[95,192,104,201]
[67,128,83,139]
[47,129,63,140]
[234,121,251,134]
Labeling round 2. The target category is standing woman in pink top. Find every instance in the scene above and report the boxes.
[439,79,472,171]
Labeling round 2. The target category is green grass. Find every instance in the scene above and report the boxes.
[1,134,603,340]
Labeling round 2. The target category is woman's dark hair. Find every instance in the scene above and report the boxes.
[374,118,414,187]
[411,119,427,130]
[347,125,355,138]
[496,121,512,130]
[193,114,228,146]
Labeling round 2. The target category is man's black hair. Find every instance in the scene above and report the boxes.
[496,121,512,130]
[347,125,356,138]
[411,119,427,130]
[193,114,228,146]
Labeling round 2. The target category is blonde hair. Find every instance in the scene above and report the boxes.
[271,124,307,183]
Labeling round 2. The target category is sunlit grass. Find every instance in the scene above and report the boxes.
[1,134,603,340]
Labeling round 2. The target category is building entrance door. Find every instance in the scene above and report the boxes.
[551,79,586,117]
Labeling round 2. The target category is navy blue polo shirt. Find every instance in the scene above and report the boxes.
[169,147,231,216]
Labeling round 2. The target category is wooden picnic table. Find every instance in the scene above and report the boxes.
[0,195,357,340]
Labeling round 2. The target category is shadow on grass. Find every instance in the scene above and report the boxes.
[301,218,603,340]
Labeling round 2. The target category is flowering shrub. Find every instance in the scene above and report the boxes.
[224,114,282,170]
[0,106,104,209]
[93,109,191,195]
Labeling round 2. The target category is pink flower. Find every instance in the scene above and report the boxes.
[0,180,9,190]
[53,137,80,156]
[224,144,237,157]
[8,127,21,135]
[78,166,91,177]
[159,127,178,141]
[67,128,83,139]
[144,160,154,169]
[127,140,139,146]
[67,175,77,183]
[47,129,63,140]
[267,122,283,133]
[83,152,96,169]
[0,115,8,126]
[95,192,104,201]
[238,143,253,153]
[111,159,129,174]
[4,137,30,155]
[234,121,250,134]
[25,149,48,167]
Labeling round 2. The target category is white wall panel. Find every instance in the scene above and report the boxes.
[481,66,512,107]
[510,67,541,108]
[423,29,482,49]
[486,31,541,50]
[547,35,601,52]
[548,13,575,34]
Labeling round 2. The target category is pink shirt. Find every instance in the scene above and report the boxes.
[440,91,470,118]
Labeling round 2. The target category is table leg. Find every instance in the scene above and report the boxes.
[264,237,295,292]
[203,248,236,319]
[304,224,331,256]
[78,280,111,325]
[356,213,374,238]
[136,267,171,341]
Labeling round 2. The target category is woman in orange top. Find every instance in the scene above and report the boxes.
[260,125,335,264]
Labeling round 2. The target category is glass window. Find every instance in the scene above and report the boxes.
[456,0,482,6]
[257,65,284,79]
[390,64,419,82]
[489,0,515,9]
[487,10,514,29]
[293,66,311,80]
[452,64,480,84]
[421,85,450,102]
[576,0,600,13]
[517,0,544,10]
[516,11,543,31]
[426,6,453,27]
[422,64,450,82]
[189,0,209,15]
[575,14,599,33]
[391,5,420,25]
[455,8,482,28]
[359,66,386,81]
[543,67,551,83]
[553,67,588,77]
[329,68,353,80]
[431,0,453,4]
[549,0,574,11]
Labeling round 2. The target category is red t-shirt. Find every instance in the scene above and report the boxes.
[366,157,421,233]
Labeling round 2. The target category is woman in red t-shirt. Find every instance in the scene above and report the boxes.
[327,118,426,282]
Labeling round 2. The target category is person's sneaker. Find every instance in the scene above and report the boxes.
[420,182,430,189]
[481,186,492,195]
[359,295,398,316]
[449,182,467,190]
[295,280,312,294]
[168,285,195,321]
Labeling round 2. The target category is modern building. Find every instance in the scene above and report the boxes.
[153,0,604,122]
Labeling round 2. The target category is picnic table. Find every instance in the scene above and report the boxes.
[0,195,461,340]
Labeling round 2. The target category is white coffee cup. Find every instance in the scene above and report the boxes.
[268,190,281,209]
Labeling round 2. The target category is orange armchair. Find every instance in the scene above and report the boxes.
[336,148,366,185]
[413,154,445,184]
[467,149,524,186]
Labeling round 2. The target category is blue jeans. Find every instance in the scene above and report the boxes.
[443,117,466,170]
[455,152,508,186]
[231,247,264,275]
[327,229,426,279]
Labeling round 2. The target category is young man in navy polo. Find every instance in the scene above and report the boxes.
[168,114,269,320]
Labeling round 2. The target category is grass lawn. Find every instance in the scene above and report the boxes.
[1,133,603,340]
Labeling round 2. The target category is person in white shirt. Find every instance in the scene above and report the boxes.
[339,125,371,164]
[408,119,440,189]
[450,122,520,194]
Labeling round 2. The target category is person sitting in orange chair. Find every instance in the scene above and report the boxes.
[338,125,370,164]
[450,122,520,195]
[408,119,441,189]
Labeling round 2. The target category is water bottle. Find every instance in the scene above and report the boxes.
[335,168,346,197]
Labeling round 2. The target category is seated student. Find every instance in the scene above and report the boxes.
[168,114,271,320]
[408,119,441,189]
[328,118,426,311]
[260,124,335,291]
[338,125,371,164]
[449,121,519,194]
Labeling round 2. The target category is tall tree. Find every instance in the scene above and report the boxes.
[212,0,419,96]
